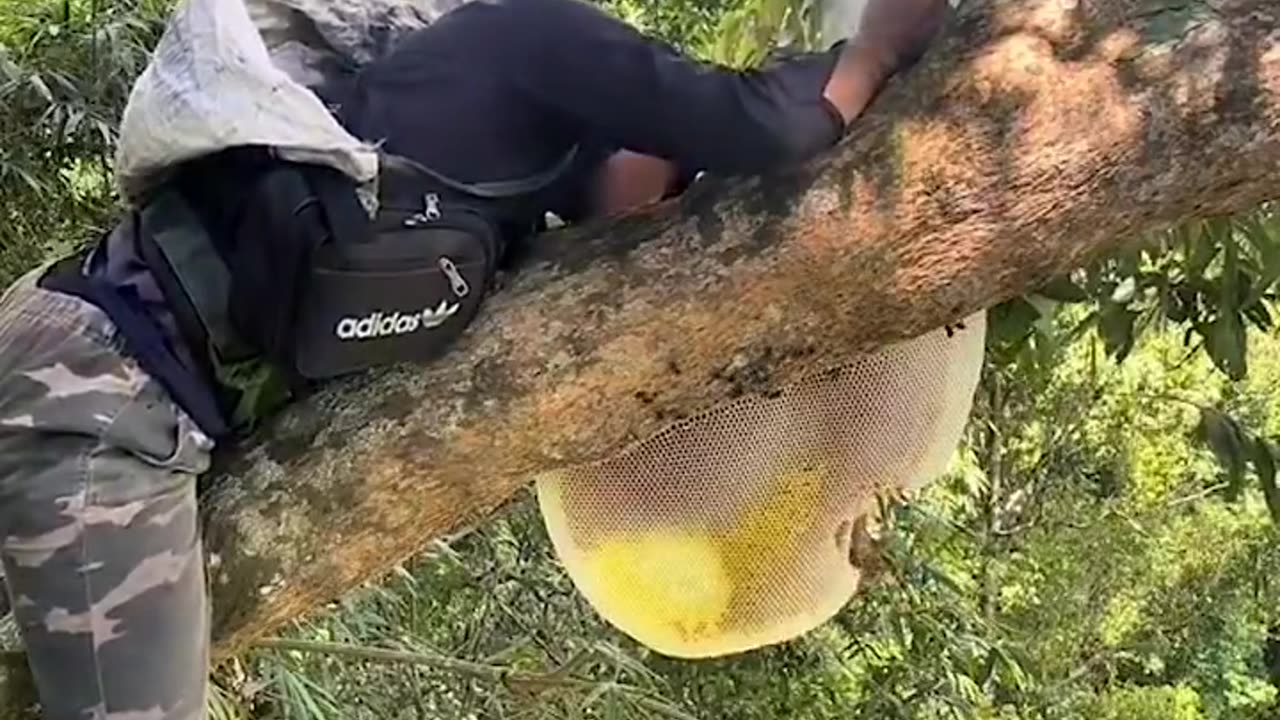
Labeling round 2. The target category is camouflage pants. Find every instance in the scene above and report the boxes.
[0,266,212,719]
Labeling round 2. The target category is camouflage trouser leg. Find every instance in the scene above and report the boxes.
[0,266,213,720]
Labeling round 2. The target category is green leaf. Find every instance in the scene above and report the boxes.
[1243,213,1280,271]
[1220,224,1240,311]
[1183,221,1219,277]
[1241,213,1280,306]
[1205,215,1233,246]
[1165,284,1198,323]
[27,72,52,103]
[1243,300,1273,332]
[1036,275,1090,303]
[1252,438,1280,525]
[1111,276,1138,305]
[1197,408,1248,501]
[1202,312,1248,380]
[1099,303,1139,362]
[987,297,1042,358]
[993,646,1030,692]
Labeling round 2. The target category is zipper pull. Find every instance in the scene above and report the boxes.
[404,193,443,228]
[423,193,442,221]
[438,256,470,298]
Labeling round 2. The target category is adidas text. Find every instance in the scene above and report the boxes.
[334,301,460,341]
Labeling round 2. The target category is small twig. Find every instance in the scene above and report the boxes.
[1051,649,1112,692]
[544,647,596,682]
[1142,391,1205,410]
[1172,340,1205,371]
[1166,482,1230,508]
[253,638,697,720]
[991,523,1034,537]
[256,637,504,679]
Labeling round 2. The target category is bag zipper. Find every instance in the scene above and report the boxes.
[398,194,473,298]
[383,191,501,278]
[403,193,443,227]
[438,257,470,298]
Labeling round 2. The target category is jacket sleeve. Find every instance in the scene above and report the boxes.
[490,0,846,176]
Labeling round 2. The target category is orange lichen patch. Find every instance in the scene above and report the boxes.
[1166,23,1233,115]
[1024,0,1086,46]
[1094,28,1144,63]
[1260,36,1280,115]
[1020,75,1141,166]
[966,35,1060,100]
[967,34,1144,169]
[788,169,890,254]
[892,118,1002,200]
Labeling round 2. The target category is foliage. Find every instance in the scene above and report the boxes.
[0,0,170,286]
[999,205,1280,524]
[2,0,1279,719]
[598,0,821,65]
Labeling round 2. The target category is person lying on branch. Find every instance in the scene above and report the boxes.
[0,0,948,717]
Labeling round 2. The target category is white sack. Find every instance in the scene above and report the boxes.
[250,0,467,88]
[114,0,465,205]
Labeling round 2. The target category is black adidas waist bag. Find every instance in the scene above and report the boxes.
[249,153,503,380]
[295,176,489,378]
[144,146,573,382]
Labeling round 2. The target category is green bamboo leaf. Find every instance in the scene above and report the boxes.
[1184,221,1219,277]
[1099,303,1138,361]
[1241,213,1280,305]
[27,72,53,103]
[63,105,84,137]
[999,649,1031,692]
[1252,437,1280,525]
[1197,408,1248,501]
[1203,313,1248,380]
[1205,215,1233,245]
[43,69,79,96]
[1164,283,1191,322]
[1247,211,1280,253]
[1220,223,1240,312]
[1036,275,1090,303]
[2,162,45,193]
[1243,301,1273,332]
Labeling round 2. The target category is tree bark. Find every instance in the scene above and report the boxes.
[191,0,1279,660]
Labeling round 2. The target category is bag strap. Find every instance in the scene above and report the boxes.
[378,144,580,200]
[136,189,246,358]
[305,164,371,247]
[136,182,306,430]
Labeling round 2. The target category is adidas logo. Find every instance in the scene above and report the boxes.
[334,301,460,341]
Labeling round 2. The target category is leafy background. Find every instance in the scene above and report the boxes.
[1,1,1278,719]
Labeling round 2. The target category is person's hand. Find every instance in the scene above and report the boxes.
[852,0,950,75]
[823,0,951,127]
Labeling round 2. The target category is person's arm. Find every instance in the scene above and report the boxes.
[491,0,947,177]
[825,0,950,124]
[585,149,681,218]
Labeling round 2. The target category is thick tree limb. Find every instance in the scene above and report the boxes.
[199,0,1280,660]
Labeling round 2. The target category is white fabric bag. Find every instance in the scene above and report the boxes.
[113,0,466,205]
